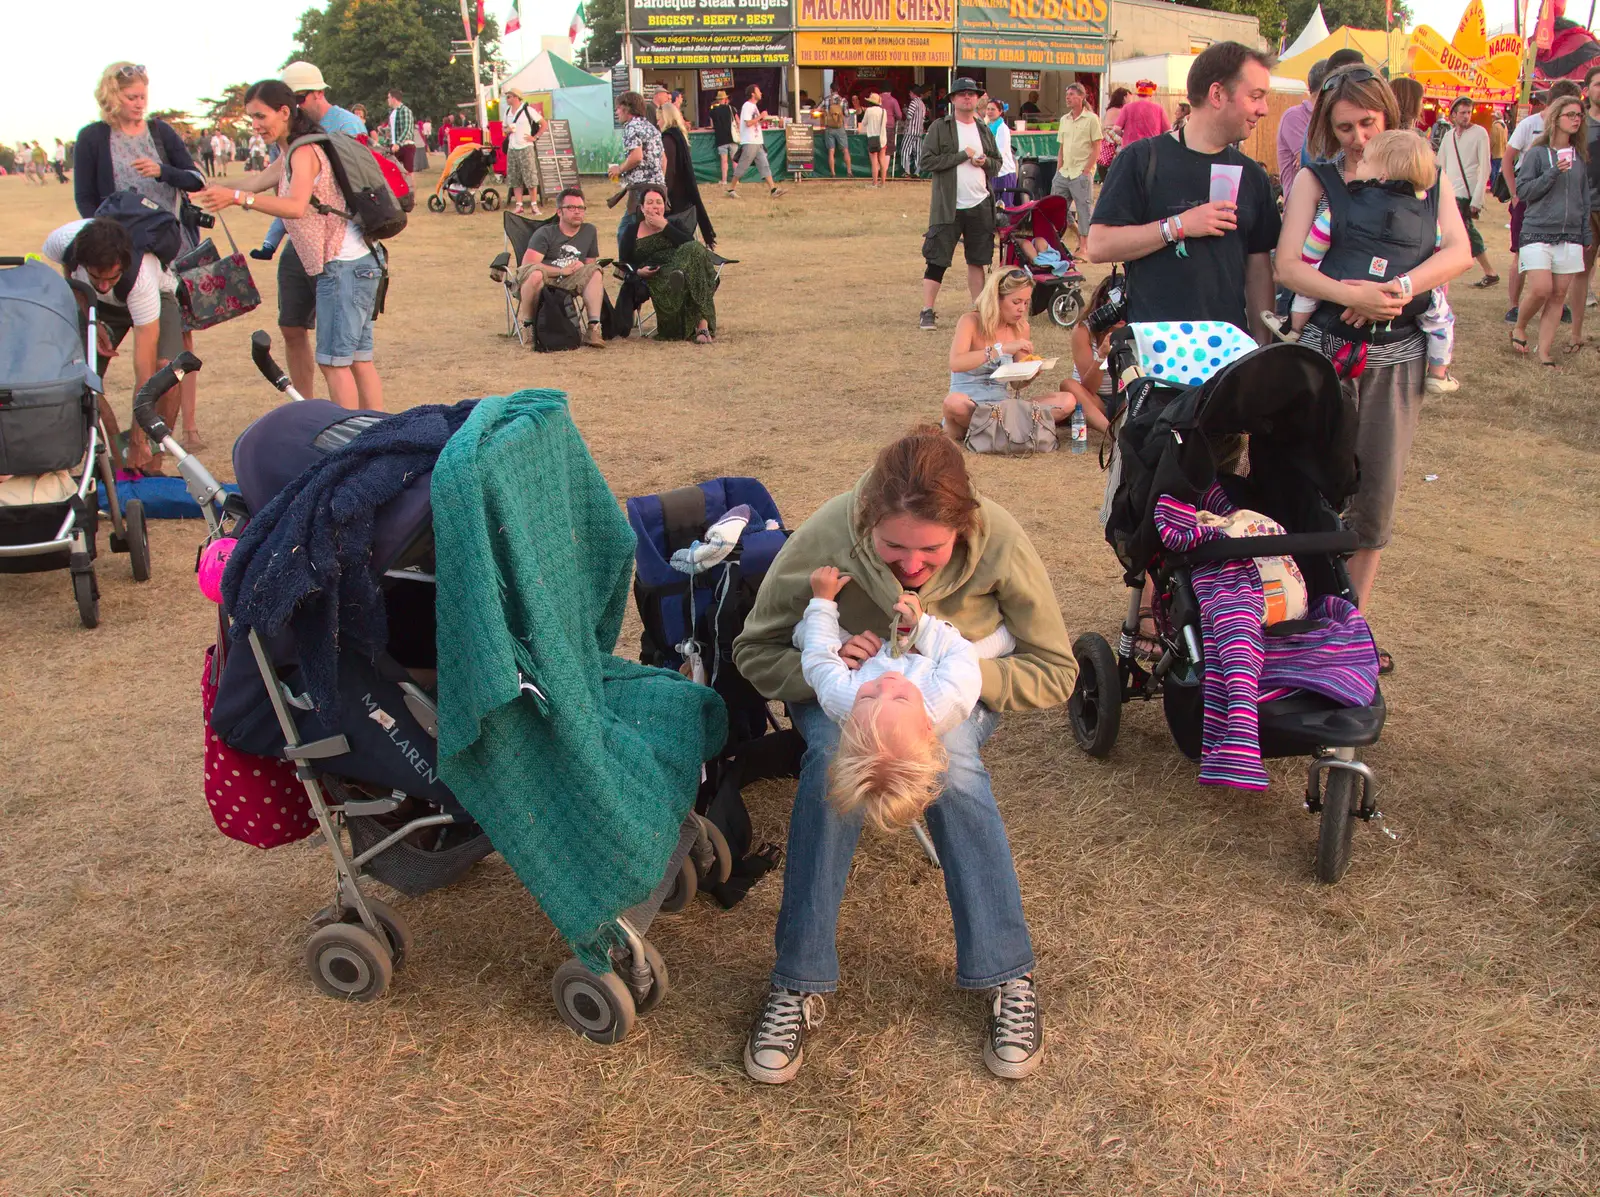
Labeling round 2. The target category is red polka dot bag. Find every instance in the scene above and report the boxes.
[201,646,316,848]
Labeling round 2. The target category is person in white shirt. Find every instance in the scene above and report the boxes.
[210,132,231,178]
[917,78,1000,330]
[42,217,184,470]
[727,84,785,199]
[862,93,890,187]
[798,566,1012,831]
[1438,96,1498,286]
[502,88,544,216]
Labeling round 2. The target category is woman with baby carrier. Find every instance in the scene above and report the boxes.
[195,80,384,411]
[74,61,208,464]
[1274,65,1471,666]
[731,428,1078,1084]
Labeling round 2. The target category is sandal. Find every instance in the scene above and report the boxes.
[1376,648,1394,676]
[1133,607,1163,663]
[1510,331,1528,354]
[1565,340,1586,356]
[1471,274,1500,288]
[693,329,713,345]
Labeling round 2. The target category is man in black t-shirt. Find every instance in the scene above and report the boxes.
[516,186,606,348]
[1087,41,1281,339]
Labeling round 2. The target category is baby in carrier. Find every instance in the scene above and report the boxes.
[796,566,1013,830]
[1286,131,1456,390]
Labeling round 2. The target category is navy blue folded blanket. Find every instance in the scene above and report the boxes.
[220,401,476,713]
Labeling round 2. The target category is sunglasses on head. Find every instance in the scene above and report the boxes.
[117,63,146,79]
[1321,65,1378,92]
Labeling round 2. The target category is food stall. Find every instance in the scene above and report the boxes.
[626,0,794,128]
[955,0,1108,126]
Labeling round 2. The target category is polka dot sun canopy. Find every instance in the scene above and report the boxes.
[1129,321,1258,387]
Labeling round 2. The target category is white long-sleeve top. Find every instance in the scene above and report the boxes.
[795,598,1015,733]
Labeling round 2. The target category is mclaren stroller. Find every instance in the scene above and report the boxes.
[1068,328,1387,884]
[136,340,724,1044]
[996,194,1086,329]
[0,256,150,626]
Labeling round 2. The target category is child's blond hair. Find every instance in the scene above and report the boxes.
[828,708,947,831]
[1364,130,1437,193]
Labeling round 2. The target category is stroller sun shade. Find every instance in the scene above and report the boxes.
[232,399,434,574]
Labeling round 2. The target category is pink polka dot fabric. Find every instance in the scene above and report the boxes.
[201,646,315,848]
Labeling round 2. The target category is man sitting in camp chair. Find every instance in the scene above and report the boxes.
[516,186,606,349]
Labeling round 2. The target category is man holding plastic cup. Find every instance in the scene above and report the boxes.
[1085,42,1280,341]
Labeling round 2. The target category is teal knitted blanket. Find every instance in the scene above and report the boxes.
[432,390,727,971]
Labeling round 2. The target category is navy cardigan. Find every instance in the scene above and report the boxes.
[74,119,204,218]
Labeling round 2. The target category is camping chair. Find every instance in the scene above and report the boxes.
[490,209,557,347]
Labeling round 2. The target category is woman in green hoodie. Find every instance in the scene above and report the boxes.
[732,428,1078,1085]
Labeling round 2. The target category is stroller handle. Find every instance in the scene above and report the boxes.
[134,351,202,442]
[251,330,292,392]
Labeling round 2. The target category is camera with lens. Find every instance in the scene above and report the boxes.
[193,209,216,230]
[1085,282,1127,336]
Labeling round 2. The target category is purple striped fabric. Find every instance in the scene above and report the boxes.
[1156,487,1379,790]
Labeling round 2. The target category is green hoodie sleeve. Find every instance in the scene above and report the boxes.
[732,492,855,705]
[976,511,1079,712]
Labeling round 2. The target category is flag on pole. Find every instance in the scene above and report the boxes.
[1535,0,1556,50]
[569,2,586,42]
[476,0,486,34]
[1385,0,1393,27]
[506,0,520,34]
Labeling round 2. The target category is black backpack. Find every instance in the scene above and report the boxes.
[532,286,581,352]
[288,131,407,241]
[89,190,183,302]
[1306,161,1437,341]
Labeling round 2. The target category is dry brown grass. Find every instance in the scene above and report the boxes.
[2,173,1598,1197]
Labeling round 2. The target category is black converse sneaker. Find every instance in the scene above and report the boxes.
[744,986,825,1084]
[919,308,937,331]
[984,974,1043,1079]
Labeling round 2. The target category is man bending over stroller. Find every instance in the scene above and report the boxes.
[517,186,606,349]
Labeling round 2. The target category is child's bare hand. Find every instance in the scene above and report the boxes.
[893,592,923,628]
[810,566,851,600]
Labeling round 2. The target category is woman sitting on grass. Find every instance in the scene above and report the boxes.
[940,267,1103,443]
[619,184,718,345]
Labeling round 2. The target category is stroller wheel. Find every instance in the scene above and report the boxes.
[453,189,476,215]
[71,556,99,629]
[310,897,413,971]
[659,855,698,914]
[479,187,500,211]
[552,957,636,1044]
[634,938,670,1014]
[305,922,393,1001]
[1049,287,1085,329]
[427,194,446,214]
[124,498,151,582]
[1314,768,1360,885]
[1068,633,1122,757]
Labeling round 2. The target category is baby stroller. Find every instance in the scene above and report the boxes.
[427,142,500,215]
[627,478,803,904]
[1069,329,1387,884]
[135,339,720,1044]
[997,194,1086,329]
[0,257,150,626]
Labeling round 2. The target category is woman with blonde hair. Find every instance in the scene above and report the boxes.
[1511,94,1592,363]
[940,267,1100,443]
[74,61,208,462]
[657,103,716,248]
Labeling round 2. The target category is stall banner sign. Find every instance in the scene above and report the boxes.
[795,30,955,65]
[957,0,1108,38]
[958,31,1107,71]
[1010,69,1040,89]
[701,67,735,89]
[626,0,792,32]
[631,31,794,66]
[796,0,954,28]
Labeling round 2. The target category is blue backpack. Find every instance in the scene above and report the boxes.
[92,190,183,300]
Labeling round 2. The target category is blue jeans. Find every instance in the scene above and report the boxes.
[771,700,1035,994]
[314,252,380,366]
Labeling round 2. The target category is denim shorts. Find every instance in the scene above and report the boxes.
[314,253,380,367]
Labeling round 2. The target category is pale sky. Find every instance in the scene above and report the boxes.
[0,0,1549,147]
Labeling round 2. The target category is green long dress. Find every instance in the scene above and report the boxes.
[634,231,718,340]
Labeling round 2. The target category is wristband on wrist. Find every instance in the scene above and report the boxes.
[1395,273,1413,298]
[232,190,241,206]
[1159,219,1174,245]
[1172,214,1186,239]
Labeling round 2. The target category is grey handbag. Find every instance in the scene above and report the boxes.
[963,396,1059,455]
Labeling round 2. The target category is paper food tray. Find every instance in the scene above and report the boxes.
[990,357,1058,383]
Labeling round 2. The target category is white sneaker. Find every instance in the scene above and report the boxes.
[1424,373,1461,395]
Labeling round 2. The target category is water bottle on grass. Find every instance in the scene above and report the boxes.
[1069,405,1087,454]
